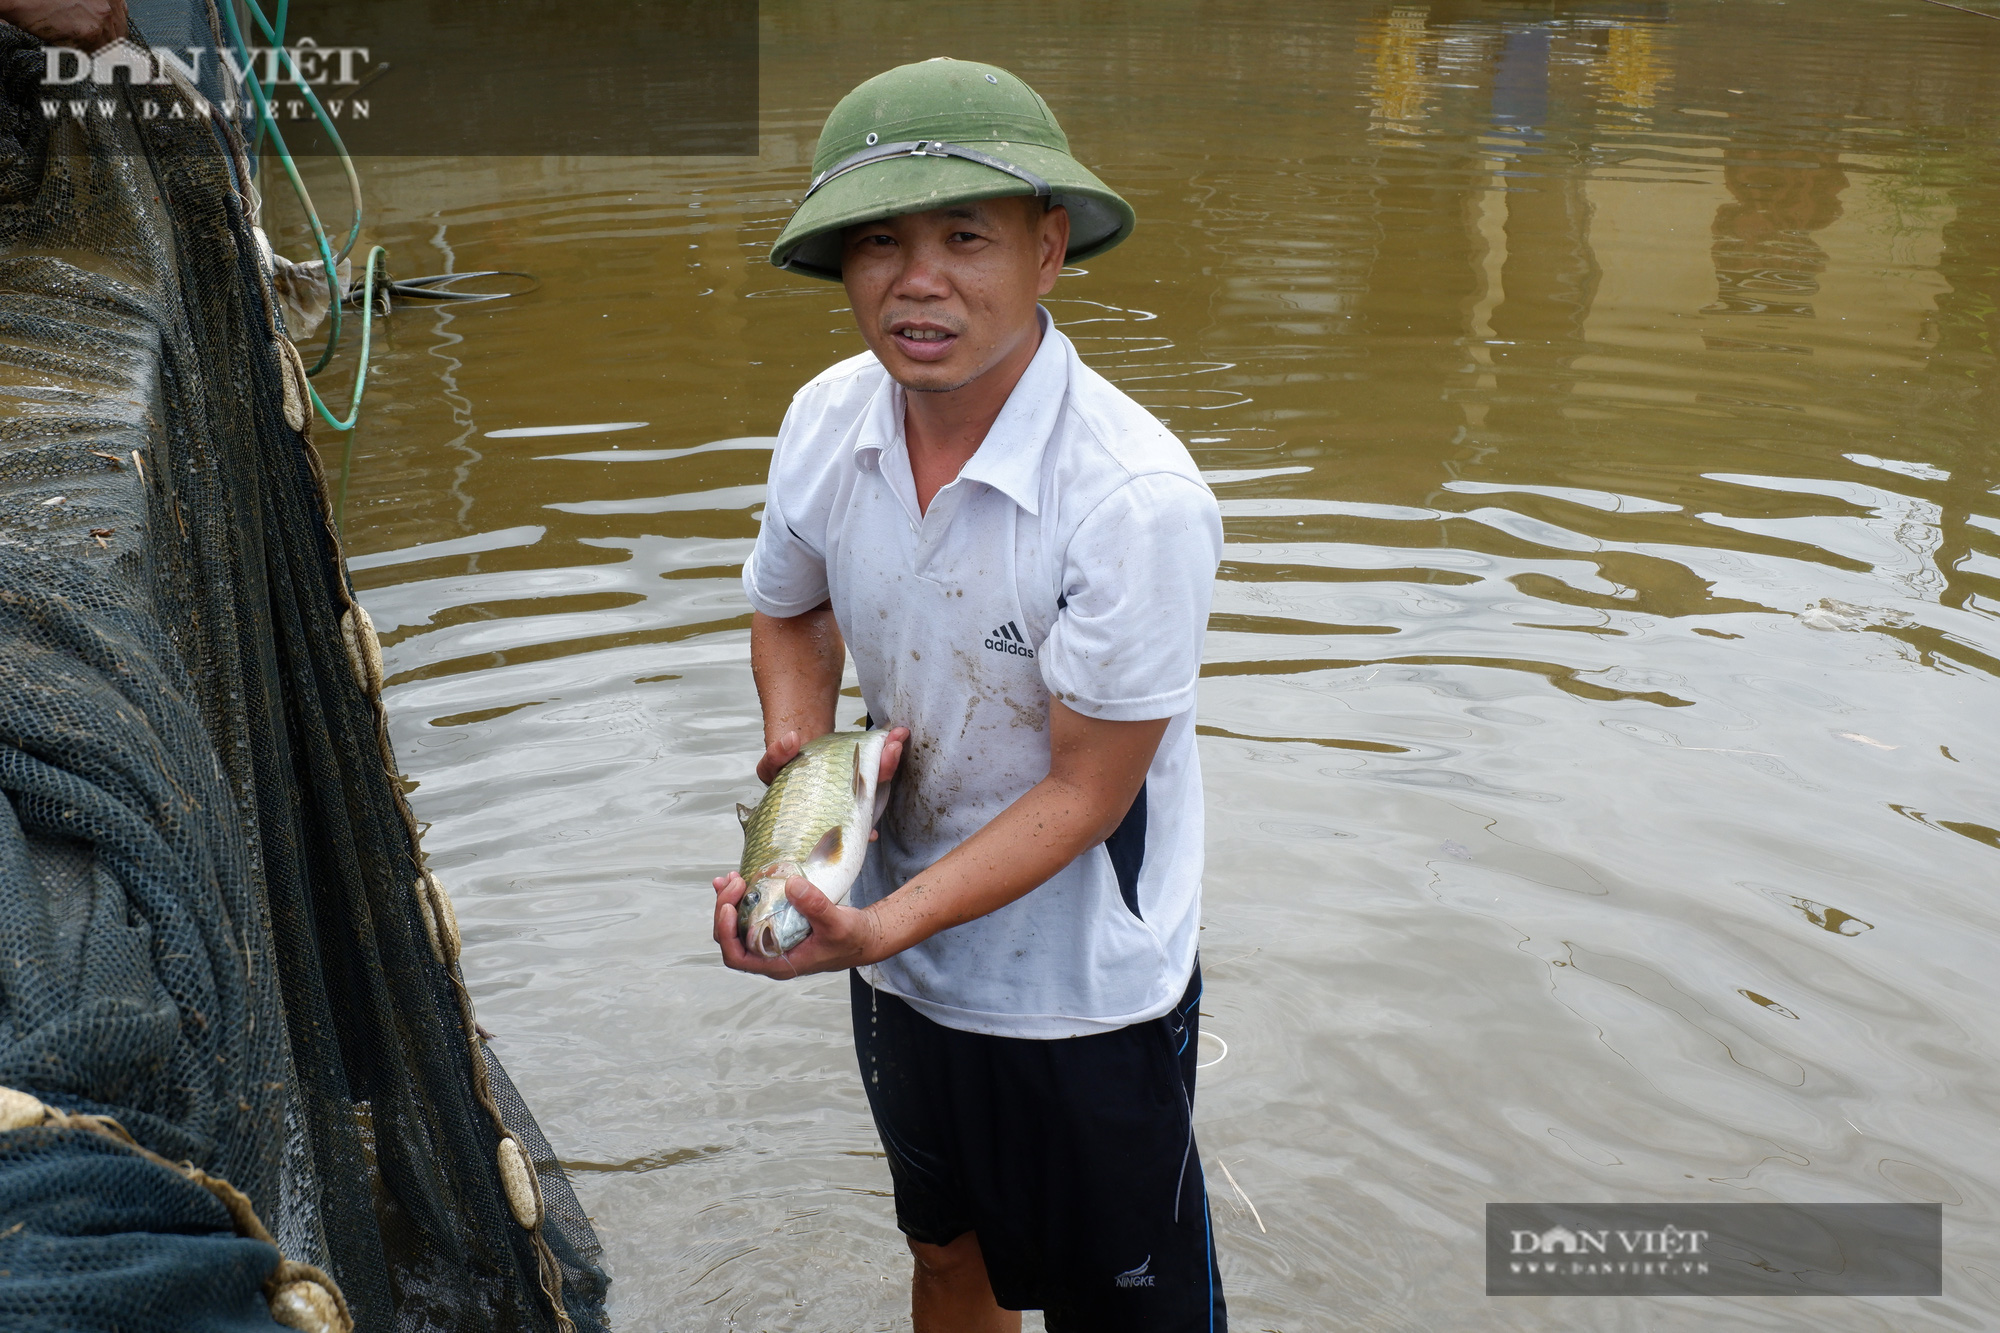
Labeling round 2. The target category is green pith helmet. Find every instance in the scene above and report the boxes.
[770,58,1136,281]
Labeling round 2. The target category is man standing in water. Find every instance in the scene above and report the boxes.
[712,59,1226,1331]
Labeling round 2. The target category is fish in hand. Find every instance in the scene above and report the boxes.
[736,730,892,958]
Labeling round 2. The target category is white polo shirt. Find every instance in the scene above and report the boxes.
[742,309,1222,1039]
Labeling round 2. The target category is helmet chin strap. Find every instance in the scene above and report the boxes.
[802,139,1054,204]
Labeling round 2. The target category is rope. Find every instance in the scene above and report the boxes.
[0,1085,355,1333]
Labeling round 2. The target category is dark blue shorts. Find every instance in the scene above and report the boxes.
[850,965,1226,1332]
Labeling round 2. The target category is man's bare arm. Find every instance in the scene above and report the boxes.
[864,701,1166,955]
[749,604,844,783]
[713,697,1167,977]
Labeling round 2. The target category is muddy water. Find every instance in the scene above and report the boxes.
[296,2,2000,1327]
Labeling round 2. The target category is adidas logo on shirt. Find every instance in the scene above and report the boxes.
[983,621,1036,659]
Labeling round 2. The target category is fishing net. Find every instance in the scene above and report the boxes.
[0,21,607,1332]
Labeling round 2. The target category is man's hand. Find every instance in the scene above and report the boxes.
[755,730,804,786]
[712,872,885,977]
[1,0,127,49]
[757,724,908,794]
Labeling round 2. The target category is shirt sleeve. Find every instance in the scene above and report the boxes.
[1039,471,1222,722]
[741,405,831,618]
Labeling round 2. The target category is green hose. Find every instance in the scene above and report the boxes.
[239,0,364,263]
[311,246,385,433]
[215,0,373,427]
[327,246,385,529]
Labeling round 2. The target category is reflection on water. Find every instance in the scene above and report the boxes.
[296,2,2000,1327]
[1705,149,1847,319]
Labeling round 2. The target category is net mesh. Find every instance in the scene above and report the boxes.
[0,22,607,1331]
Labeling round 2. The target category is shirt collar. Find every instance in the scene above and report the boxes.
[851,306,1068,517]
